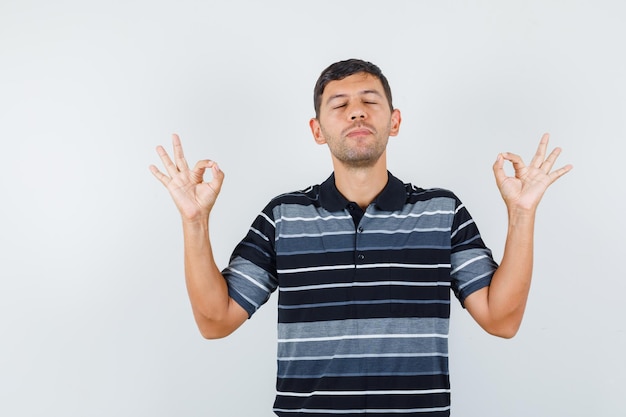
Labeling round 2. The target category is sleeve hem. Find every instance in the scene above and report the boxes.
[228,288,256,319]
[458,276,492,308]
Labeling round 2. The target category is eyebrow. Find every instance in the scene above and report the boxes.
[325,89,384,105]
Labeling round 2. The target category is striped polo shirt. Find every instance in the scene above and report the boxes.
[223,172,497,416]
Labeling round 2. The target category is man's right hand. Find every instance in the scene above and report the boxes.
[149,134,224,223]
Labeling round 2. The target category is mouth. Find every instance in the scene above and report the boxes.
[345,126,374,138]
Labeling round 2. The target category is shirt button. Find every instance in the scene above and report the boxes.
[358,226,364,233]
[357,254,365,260]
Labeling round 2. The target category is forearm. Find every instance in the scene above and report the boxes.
[487,208,536,334]
[182,218,232,326]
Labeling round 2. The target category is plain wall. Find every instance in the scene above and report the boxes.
[1,1,624,416]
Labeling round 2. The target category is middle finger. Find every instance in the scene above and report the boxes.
[172,134,190,172]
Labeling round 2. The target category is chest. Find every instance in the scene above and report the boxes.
[273,203,455,323]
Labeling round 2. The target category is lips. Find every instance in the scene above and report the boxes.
[344,125,374,137]
[347,129,371,137]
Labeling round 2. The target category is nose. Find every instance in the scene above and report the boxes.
[348,102,366,120]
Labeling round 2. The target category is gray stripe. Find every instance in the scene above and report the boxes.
[275,234,355,255]
[279,317,450,339]
[275,230,452,255]
[274,200,455,238]
[451,248,497,289]
[222,256,277,309]
[278,317,449,359]
[278,299,450,310]
[278,337,448,359]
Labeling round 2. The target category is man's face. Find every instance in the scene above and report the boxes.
[310,72,401,169]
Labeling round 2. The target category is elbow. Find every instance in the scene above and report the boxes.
[479,304,526,339]
[197,321,236,340]
[193,307,246,340]
[488,327,518,339]
[193,311,232,340]
[484,321,521,339]
[199,329,228,340]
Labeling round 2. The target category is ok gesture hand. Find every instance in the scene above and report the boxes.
[149,134,225,223]
[493,133,573,213]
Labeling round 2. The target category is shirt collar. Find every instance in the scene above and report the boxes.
[319,171,407,212]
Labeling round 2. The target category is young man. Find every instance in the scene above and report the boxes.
[150,59,572,416]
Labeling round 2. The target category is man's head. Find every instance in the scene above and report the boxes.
[313,59,393,119]
[309,59,401,171]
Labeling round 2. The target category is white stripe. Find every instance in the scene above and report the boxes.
[259,211,275,227]
[249,226,270,241]
[363,227,450,234]
[365,209,454,219]
[277,264,354,274]
[450,254,489,275]
[450,218,474,239]
[278,230,355,239]
[278,388,450,397]
[278,214,352,222]
[356,263,450,270]
[278,262,450,276]
[279,227,450,239]
[237,291,260,309]
[278,333,448,343]
[273,406,451,414]
[279,280,450,292]
[227,267,272,292]
[278,352,448,361]
[458,271,492,290]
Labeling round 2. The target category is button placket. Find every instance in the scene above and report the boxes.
[355,218,365,264]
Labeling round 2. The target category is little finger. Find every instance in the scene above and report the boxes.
[149,164,171,187]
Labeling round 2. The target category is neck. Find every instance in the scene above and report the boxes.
[332,153,389,210]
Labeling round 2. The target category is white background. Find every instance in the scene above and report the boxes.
[1,1,624,416]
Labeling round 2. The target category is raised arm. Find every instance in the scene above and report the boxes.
[149,134,248,339]
[464,133,573,338]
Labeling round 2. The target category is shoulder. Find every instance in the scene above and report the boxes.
[258,183,324,219]
[268,184,322,206]
[404,183,461,206]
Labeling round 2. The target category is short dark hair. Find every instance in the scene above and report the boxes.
[313,59,394,118]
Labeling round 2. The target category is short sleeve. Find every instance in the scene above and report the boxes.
[449,197,498,306]
[222,203,278,317]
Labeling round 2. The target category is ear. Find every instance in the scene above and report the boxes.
[389,109,402,137]
[309,118,327,145]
